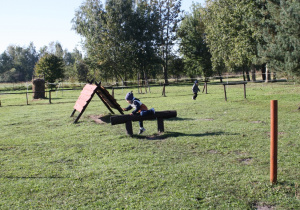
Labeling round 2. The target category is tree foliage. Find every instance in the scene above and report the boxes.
[72,0,183,84]
[1,0,299,83]
[0,43,38,82]
[177,3,212,79]
[155,0,183,83]
[204,0,258,73]
[257,0,300,79]
[34,54,65,84]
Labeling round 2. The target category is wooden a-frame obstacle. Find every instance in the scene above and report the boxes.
[70,81,124,123]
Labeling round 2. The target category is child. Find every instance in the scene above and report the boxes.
[192,80,200,100]
[122,92,155,134]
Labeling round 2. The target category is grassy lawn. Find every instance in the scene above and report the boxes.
[0,82,299,209]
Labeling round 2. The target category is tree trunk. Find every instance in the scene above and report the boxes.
[273,72,277,81]
[265,64,271,83]
[246,68,250,81]
[251,65,256,81]
[218,73,223,83]
[267,67,271,81]
[262,64,266,81]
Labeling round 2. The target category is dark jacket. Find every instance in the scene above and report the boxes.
[192,83,200,93]
[124,98,148,115]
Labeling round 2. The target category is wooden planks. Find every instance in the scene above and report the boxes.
[70,82,123,123]
[73,84,97,112]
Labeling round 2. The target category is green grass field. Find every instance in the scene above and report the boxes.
[0,82,299,209]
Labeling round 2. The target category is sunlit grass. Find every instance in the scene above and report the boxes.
[0,82,299,209]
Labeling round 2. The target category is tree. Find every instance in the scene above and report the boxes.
[177,3,212,80]
[0,51,13,75]
[257,0,300,80]
[168,54,184,80]
[72,0,129,83]
[72,0,162,84]
[63,48,83,80]
[155,0,182,83]
[204,0,258,80]
[76,59,90,82]
[0,43,38,82]
[131,0,161,86]
[34,54,65,85]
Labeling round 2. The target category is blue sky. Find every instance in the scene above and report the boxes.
[0,0,205,53]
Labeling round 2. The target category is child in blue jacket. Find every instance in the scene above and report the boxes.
[122,92,155,134]
[192,80,200,100]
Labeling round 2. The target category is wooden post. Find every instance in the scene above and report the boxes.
[125,121,133,136]
[49,91,52,104]
[26,93,29,105]
[157,118,164,132]
[270,100,278,184]
[223,84,227,101]
[70,109,76,117]
[244,83,246,99]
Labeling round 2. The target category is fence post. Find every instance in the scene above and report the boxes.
[49,91,52,104]
[223,84,227,101]
[26,92,29,105]
[270,100,278,184]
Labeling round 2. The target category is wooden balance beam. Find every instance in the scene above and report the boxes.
[111,110,177,135]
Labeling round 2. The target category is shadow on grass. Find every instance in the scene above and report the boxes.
[133,131,237,140]
[167,117,194,121]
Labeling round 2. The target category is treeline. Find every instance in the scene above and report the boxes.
[1,0,299,84]
[0,42,84,83]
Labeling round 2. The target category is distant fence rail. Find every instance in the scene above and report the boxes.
[0,78,289,107]
[0,90,57,106]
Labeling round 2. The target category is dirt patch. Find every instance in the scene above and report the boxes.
[207,149,219,154]
[89,114,112,124]
[253,202,276,210]
[238,157,253,165]
[251,120,265,124]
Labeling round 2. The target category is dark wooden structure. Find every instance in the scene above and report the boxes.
[70,81,123,123]
[32,78,45,99]
[111,110,177,135]
[222,81,247,101]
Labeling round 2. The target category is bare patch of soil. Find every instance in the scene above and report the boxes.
[251,120,265,124]
[253,202,276,210]
[238,157,253,165]
[207,149,219,154]
[89,114,112,124]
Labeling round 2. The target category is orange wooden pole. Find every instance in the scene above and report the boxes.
[270,100,278,184]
